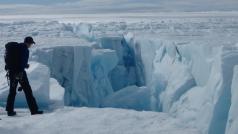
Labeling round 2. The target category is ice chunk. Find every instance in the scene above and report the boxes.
[102,86,151,111]
[33,46,118,107]
[49,78,65,107]
[0,62,50,108]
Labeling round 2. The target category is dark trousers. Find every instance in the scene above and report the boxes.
[6,71,39,113]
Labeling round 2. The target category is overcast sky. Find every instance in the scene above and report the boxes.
[0,0,238,15]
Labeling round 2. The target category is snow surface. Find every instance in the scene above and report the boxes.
[0,107,200,134]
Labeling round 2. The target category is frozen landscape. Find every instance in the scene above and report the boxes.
[0,11,238,134]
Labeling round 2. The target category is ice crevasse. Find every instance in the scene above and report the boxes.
[29,30,238,134]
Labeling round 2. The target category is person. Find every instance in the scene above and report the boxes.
[5,37,43,116]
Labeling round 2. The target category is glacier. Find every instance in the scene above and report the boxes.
[1,14,238,134]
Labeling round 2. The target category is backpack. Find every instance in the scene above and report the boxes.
[4,42,21,72]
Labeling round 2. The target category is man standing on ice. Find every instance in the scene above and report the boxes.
[5,37,43,116]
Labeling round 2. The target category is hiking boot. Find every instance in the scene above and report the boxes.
[7,111,16,116]
[31,110,43,115]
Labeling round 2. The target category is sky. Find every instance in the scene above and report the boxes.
[0,0,238,15]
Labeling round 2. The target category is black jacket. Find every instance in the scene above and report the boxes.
[19,43,29,71]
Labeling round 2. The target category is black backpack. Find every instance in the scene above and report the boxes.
[4,42,21,72]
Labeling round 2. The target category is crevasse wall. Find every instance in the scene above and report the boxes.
[32,45,118,107]
[128,33,238,134]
